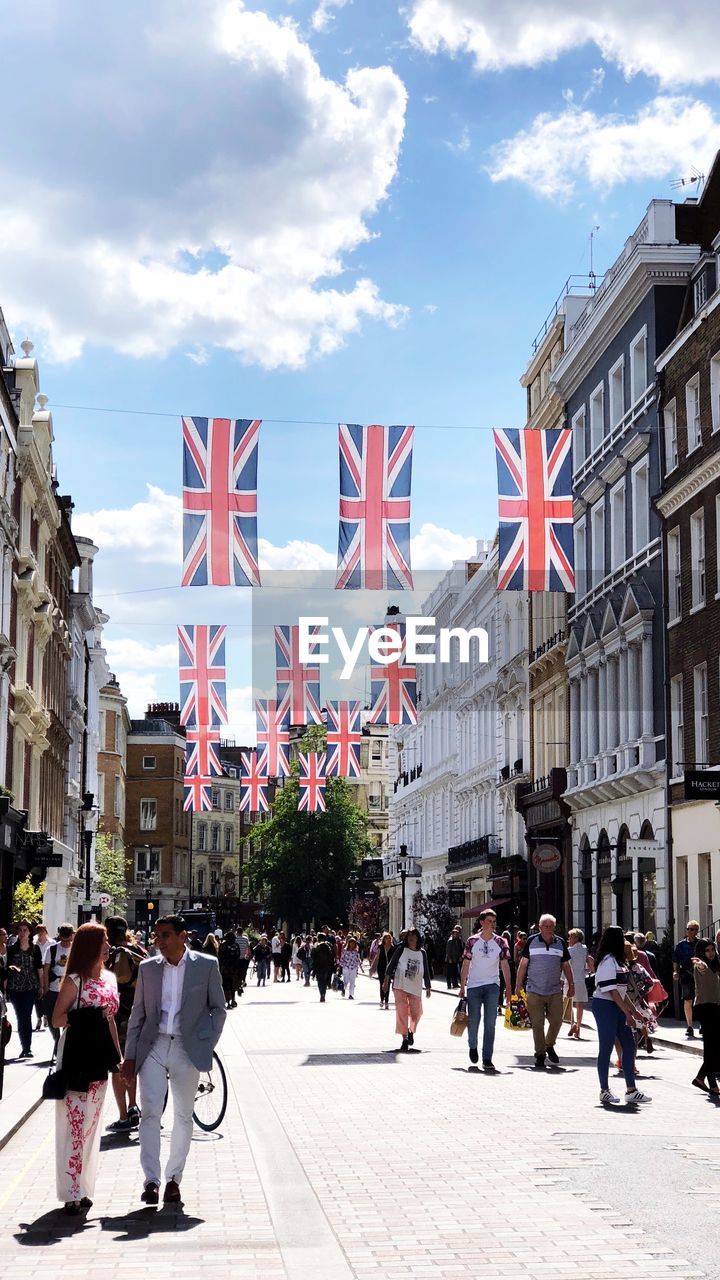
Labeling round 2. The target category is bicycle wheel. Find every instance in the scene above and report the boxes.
[192,1051,228,1131]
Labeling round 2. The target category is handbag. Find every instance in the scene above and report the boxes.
[450,997,468,1036]
[504,991,532,1031]
[646,979,669,1004]
[42,1067,67,1100]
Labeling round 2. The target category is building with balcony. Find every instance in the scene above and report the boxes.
[125,703,189,927]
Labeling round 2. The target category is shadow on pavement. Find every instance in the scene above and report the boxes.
[100,1207,204,1240]
[302,1051,400,1065]
[15,1209,94,1245]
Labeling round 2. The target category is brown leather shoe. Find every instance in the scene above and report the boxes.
[141,1182,159,1205]
[163,1179,182,1203]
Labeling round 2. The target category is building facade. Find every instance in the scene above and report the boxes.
[97,674,131,852]
[125,704,189,928]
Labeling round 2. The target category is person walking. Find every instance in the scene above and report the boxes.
[33,923,53,1030]
[202,932,220,957]
[280,933,292,983]
[43,924,75,1052]
[218,930,243,1009]
[271,931,282,982]
[383,928,432,1051]
[4,920,44,1058]
[515,915,574,1069]
[566,928,593,1039]
[445,926,463,989]
[52,923,122,1212]
[105,916,146,1132]
[340,937,362,1000]
[592,925,651,1106]
[311,933,335,1002]
[121,914,226,1205]
[691,938,720,1095]
[254,934,271,985]
[376,932,395,1009]
[673,920,700,1038]
[291,936,303,981]
[459,909,512,1070]
[298,935,312,986]
[235,929,251,991]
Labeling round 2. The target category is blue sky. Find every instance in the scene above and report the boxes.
[2,0,720,733]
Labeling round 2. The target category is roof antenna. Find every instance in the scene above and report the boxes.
[589,225,600,291]
[670,166,705,196]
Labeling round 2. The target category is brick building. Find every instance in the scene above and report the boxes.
[125,703,189,928]
[97,674,131,853]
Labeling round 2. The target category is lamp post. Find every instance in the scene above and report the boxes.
[79,791,98,920]
[399,843,408,933]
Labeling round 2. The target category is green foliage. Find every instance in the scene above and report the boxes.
[94,830,128,913]
[12,874,46,924]
[412,887,457,947]
[249,771,372,931]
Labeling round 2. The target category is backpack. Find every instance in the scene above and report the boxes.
[107,944,142,1020]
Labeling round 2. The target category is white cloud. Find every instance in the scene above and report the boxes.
[311,0,350,33]
[406,1,720,86]
[488,95,720,199]
[227,686,256,745]
[0,1,407,368]
[410,522,477,569]
[74,485,182,565]
[105,638,178,672]
[258,539,335,572]
[444,125,470,154]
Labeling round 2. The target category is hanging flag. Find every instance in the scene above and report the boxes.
[178,625,228,727]
[325,700,362,778]
[369,624,417,726]
[183,775,213,812]
[336,423,414,590]
[184,726,222,778]
[239,749,269,814]
[255,695,290,778]
[275,624,322,726]
[494,428,574,592]
[298,752,327,813]
[182,416,261,587]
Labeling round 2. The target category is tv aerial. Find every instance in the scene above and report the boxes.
[670,166,705,195]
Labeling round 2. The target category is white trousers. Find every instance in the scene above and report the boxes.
[343,970,357,997]
[138,1034,199,1187]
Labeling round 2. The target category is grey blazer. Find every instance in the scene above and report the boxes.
[124,949,227,1071]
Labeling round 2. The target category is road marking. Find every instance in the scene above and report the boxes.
[0,1129,52,1212]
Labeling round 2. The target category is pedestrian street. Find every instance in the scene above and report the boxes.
[1,975,717,1280]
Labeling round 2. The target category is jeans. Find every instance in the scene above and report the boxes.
[525,991,564,1057]
[592,997,636,1091]
[316,971,331,999]
[467,983,500,1061]
[256,957,269,982]
[10,990,36,1053]
[302,957,312,984]
[446,962,460,988]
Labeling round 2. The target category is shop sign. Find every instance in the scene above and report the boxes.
[684,770,720,801]
[531,844,562,874]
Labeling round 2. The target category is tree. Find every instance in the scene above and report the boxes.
[412,887,457,949]
[249,771,372,931]
[94,831,129,914]
[349,894,388,939]
[12,875,46,924]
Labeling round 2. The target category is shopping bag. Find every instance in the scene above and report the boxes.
[504,992,532,1031]
[646,979,668,1004]
[450,998,468,1037]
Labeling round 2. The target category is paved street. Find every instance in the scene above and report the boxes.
[1,975,718,1280]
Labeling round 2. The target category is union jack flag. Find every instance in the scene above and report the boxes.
[336,424,414,590]
[182,416,261,587]
[369,624,417,726]
[493,428,574,592]
[240,750,269,814]
[275,624,322,726]
[325,700,362,778]
[178,625,228,728]
[298,752,326,813]
[184,726,222,778]
[256,695,290,778]
[183,775,213,812]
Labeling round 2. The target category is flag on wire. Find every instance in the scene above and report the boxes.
[368,624,417,726]
[255,695,291,778]
[178,624,228,727]
[184,726,222,778]
[240,750,269,814]
[183,775,213,812]
[275,624,322,726]
[336,423,414,590]
[493,428,574,592]
[325,700,362,778]
[298,752,327,813]
[182,416,261,587]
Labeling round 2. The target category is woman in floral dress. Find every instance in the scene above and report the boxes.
[52,923,121,1213]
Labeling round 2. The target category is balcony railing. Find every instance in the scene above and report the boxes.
[529,630,566,664]
[446,834,501,869]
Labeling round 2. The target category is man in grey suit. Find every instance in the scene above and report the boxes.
[121,914,226,1204]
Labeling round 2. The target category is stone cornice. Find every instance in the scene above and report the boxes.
[656,451,720,518]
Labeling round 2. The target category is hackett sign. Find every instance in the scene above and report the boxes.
[684,770,720,801]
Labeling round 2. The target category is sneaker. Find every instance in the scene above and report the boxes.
[348,995,353,1000]
[469,1047,479,1065]
[625,1089,652,1104]
[407,1031,414,1046]
[600,1089,621,1105]
[107,1118,133,1133]
[685,1027,695,1039]
[534,1054,546,1070]
[400,1038,409,1052]
[127,1105,141,1128]
[546,1046,559,1065]
[483,1061,497,1073]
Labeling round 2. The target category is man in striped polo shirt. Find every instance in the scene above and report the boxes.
[515,914,574,1069]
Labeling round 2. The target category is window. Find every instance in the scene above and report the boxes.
[630,328,648,403]
[371,740,383,763]
[113,775,121,818]
[209,823,219,851]
[589,383,604,452]
[631,458,649,553]
[694,272,707,312]
[610,481,625,569]
[225,791,234,810]
[115,714,122,755]
[575,518,587,597]
[667,528,681,622]
[663,399,678,474]
[136,846,159,876]
[686,375,702,452]
[97,773,105,816]
[694,663,709,766]
[711,353,720,434]
[99,710,106,751]
[670,675,684,779]
[591,498,605,583]
[690,509,706,609]
[142,755,156,771]
[140,798,157,831]
[198,823,207,851]
[211,789,221,810]
[197,868,205,896]
[224,826,233,853]
[572,406,586,472]
[369,783,381,810]
[540,360,550,398]
[530,378,540,414]
[609,356,624,428]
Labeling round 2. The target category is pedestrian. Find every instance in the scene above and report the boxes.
[33,923,52,1030]
[514,914,574,1070]
[673,921,700,1038]
[368,933,381,976]
[566,928,593,1039]
[691,938,720,1095]
[340,937,362,1000]
[513,931,528,967]
[298,935,312,986]
[383,928,432,1052]
[291,936,303,981]
[235,928,251,990]
[43,924,75,1051]
[280,932,292,983]
[4,920,44,1058]
[104,916,146,1133]
[592,924,651,1106]
[218,930,243,1009]
[271,931,282,982]
[459,908,512,1071]
[444,925,463,989]
[253,934,271,985]
[643,930,660,967]
[311,933,335,1003]
[121,914,226,1205]
[52,922,122,1212]
[376,931,395,1009]
[202,932,220,957]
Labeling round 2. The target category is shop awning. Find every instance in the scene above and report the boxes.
[460,897,509,918]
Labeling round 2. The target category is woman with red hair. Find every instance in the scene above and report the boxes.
[52,922,121,1213]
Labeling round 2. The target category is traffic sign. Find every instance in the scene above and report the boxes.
[80,899,93,909]
[98,893,112,906]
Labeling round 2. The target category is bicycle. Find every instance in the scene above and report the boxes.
[162,1051,228,1132]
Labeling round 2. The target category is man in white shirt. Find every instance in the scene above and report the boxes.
[271,931,282,983]
[459,910,512,1071]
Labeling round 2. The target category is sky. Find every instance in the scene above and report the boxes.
[2,0,720,738]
